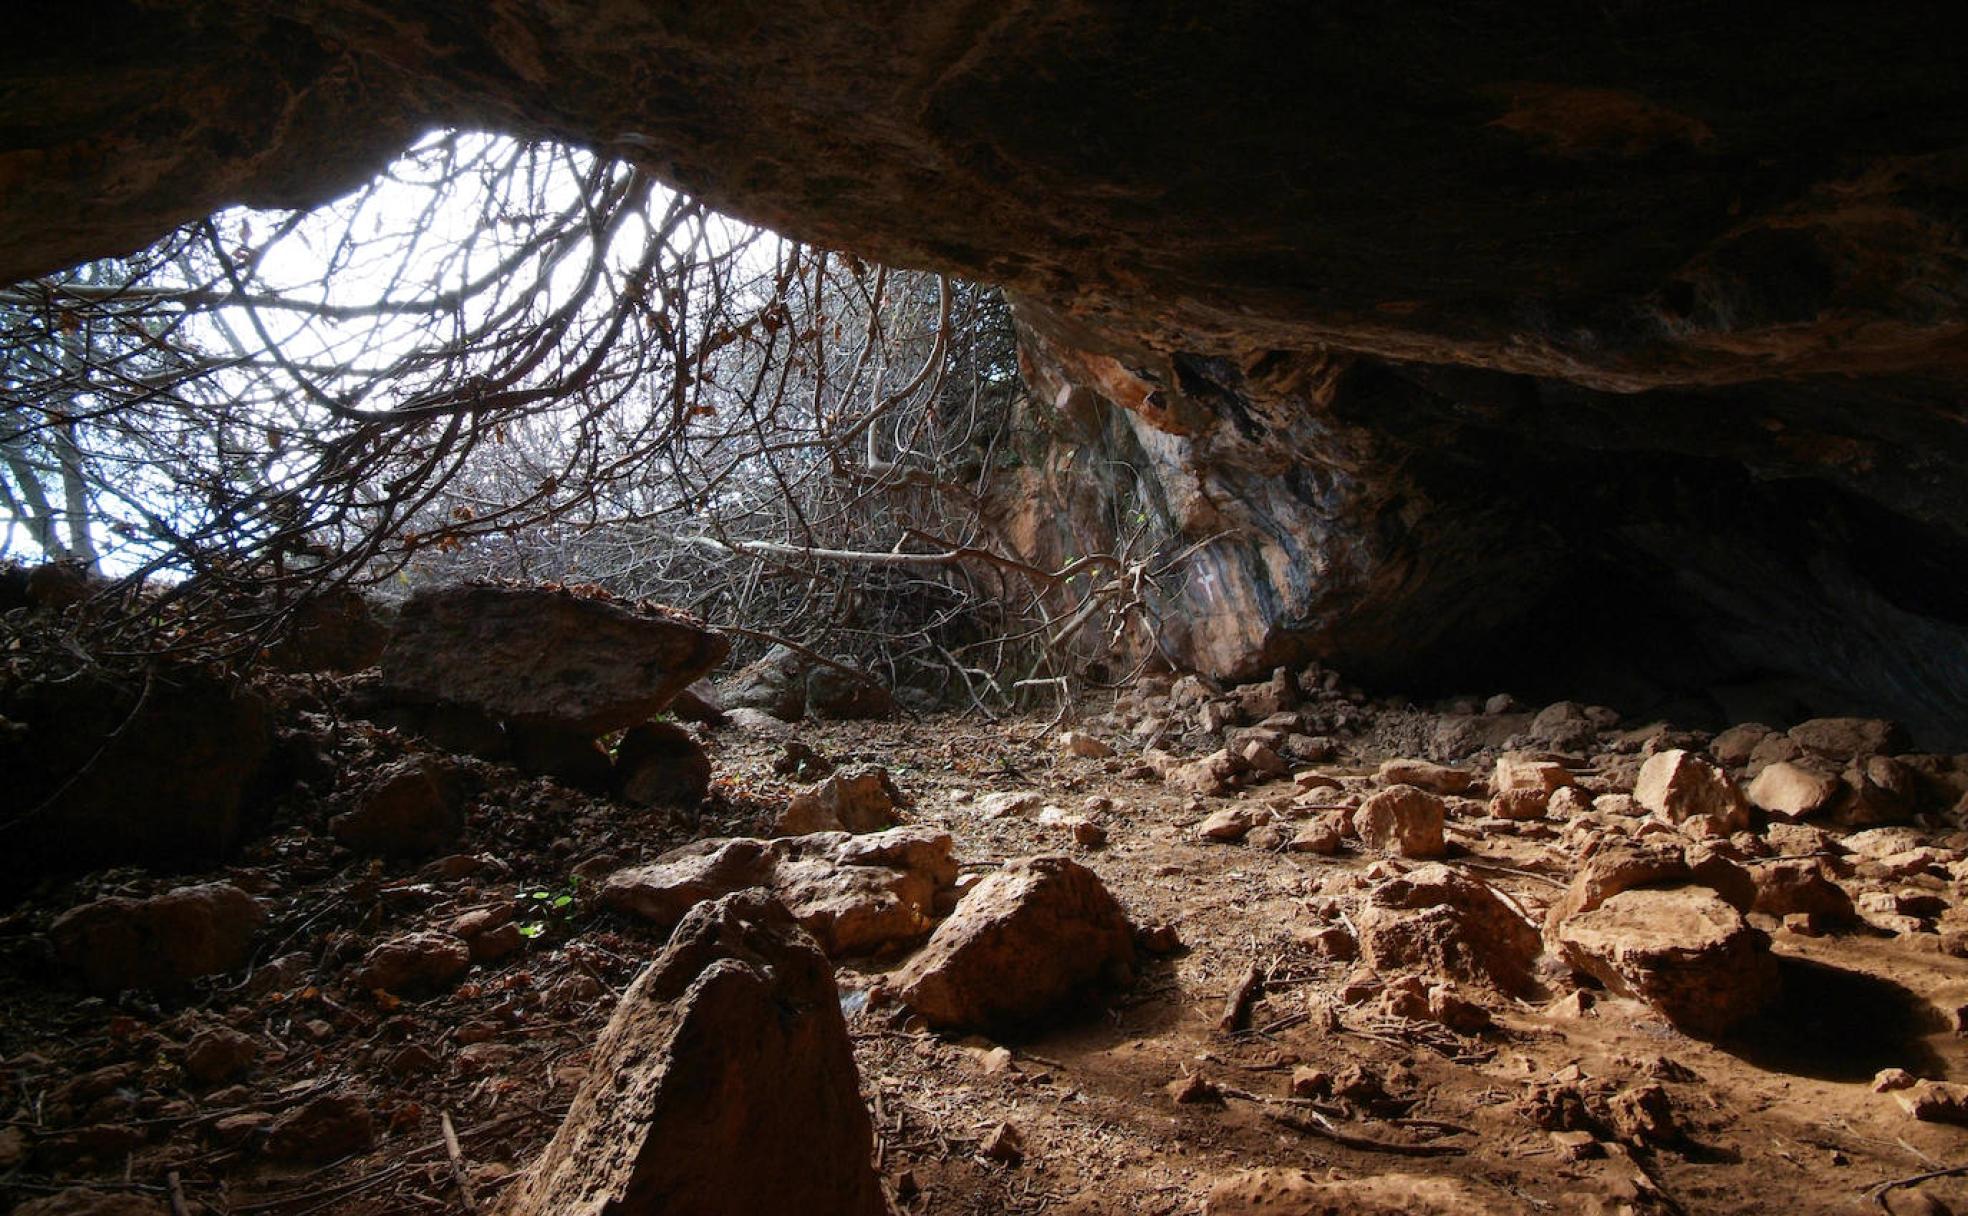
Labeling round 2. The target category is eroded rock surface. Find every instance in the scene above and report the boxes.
[499,890,886,1216]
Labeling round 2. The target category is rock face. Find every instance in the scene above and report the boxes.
[893,855,1135,1031]
[9,7,1968,742]
[500,890,886,1216]
[1554,885,1779,1038]
[379,585,728,735]
[51,884,264,994]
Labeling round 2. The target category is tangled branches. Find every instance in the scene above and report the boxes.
[0,132,1179,705]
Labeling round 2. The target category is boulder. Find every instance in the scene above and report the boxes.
[805,663,896,720]
[329,756,464,858]
[379,584,728,735]
[51,883,263,994]
[1353,785,1446,858]
[1633,749,1751,832]
[1205,1170,1525,1216]
[776,764,902,835]
[1375,758,1472,795]
[1788,717,1910,763]
[263,590,391,673]
[351,931,472,994]
[500,891,886,1216]
[0,666,273,874]
[1554,885,1779,1036]
[612,721,712,808]
[1489,788,1552,820]
[717,645,808,721]
[1354,864,1543,995]
[1710,723,1776,767]
[602,827,957,957]
[1746,761,1841,822]
[892,855,1134,1031]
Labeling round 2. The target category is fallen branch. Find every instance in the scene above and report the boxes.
[1218,964,1267,1034]
[1261,1108,1468,1158]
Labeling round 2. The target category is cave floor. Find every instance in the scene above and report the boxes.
[4,704,1967,1216]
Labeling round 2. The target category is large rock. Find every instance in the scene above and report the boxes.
[611,721,712,808]
[1544,838,1756,934]
[0,667,273,874]
[892,856,1135,1031]
[1746,761,1842,823]
[776,765,902,835]
[379,585,728,735]
[499,890,886,1216]
[1354,864,1543,996]
[1554,884,1779,1037]
[51,883,264,994]
[329,756,464,858]
[1633,749,1750,832]
[601,827,957,957]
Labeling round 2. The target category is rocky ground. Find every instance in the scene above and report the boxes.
[5,607,1968,1214]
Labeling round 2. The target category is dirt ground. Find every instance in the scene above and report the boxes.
[4,693,1968,1216]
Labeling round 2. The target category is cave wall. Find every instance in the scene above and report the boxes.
[7,2,1968,741]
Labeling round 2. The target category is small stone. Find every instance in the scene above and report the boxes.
[1550,1129,1604,1161]
[1167,749,1249,797]
[1072,820,1109,848]
[329,757,463,858]
[264,1091,375,1164]
[1711,723,1776,767]
[1493,755,1574,795]
[612,720,713,808]
[1897,1080,1968,1125]
[1167,1073,1223,1104]
[1137,923,1184,954]
[1788,718,1909,763]
[1554,885,1777,1037]
[980,1121,1025,1165]
[778,764,902,835]
[183,1027,258,1086]
[1608,1083,1677,1144]
[1489,788,1550,820]
[1873,1068,1918,1093]
[1198,805,1264,842]
[1287,816,1345,854]
[976,791,1044,819]
[1058,730,1114,759]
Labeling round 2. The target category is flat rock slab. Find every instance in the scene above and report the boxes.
[379,585,728,735]
[1554,884,1779,1038]
[892,855,1135,1032]
[499,890,886,1216]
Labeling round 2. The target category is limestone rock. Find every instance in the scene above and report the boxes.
[330,756,464,858]
[777,764,902,835]
[1198,805,1267,842]
[602,827,956,957]
[1493,754,1575,795]
[351,931,472,994]
[1204,1170,1524,1216]
[1544,839,1756,933]
[1058,730,1114,759]
[1788,717,1910,763]
[379,584,727,735]
[1166,749,1250,797]
[1746,761,1841,822]
[1355,863,1543,995]
[1554,885,1779,1036]
[1634,749,1750,832]
[1750,858,1856,926]
[1375,758,1472,795]
[1896,1080,1968,1125]
[1352,785,1446,858]
[612,721,712,808]
[51,883,264,994]
[1490,788,1552,820]
[892,856,1134,1031]
[500,890,885,1216]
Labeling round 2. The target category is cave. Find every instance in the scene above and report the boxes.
[9,1,1967,743]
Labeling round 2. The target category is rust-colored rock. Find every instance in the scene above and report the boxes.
[351,931,472,995]
[379,585,727,735]
[330,756,464,858]
[51,883,264,994]
[499,890,886,1216]
[776,764,902,835]
[1355,863,1543,996]
[1353,785,1447,858]
[1554,885,1779,1037]
[893,855,1134,1031]
[612,721,712,808]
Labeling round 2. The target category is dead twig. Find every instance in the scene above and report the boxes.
[1261,1108,1468,1158]
[441,1110,479,1213]
[1218,964,1266,1034]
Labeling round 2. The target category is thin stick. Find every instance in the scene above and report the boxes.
[1218,964,1266,1034]
[166,1171,191,1216]
[441,1111,479,1213]
[1262,1108,1467,1158]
